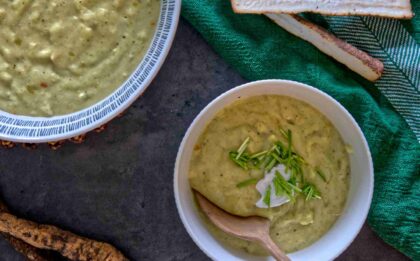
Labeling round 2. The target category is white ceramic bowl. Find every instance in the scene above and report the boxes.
[0,0,181,143]
[174,80,373,261]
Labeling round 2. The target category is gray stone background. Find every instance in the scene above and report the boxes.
[0,20,410,261]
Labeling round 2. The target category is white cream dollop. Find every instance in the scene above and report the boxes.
[256,164,291,208]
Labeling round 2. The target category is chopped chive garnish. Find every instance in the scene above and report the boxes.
[265,157,277,171]
[236,178,258,188]
[270,152,282,162]
[229,151,249,170]
[259,155,271,169]
[302,183,321,201]
[273,171,290,196]
[316,168,327,183]
[272,171,302,200]
[288,182,302,193]
[263,185,271,207]
[236,137,250,160]
[286,176,302,193]
[250,150,268,159]
[269,144,278,153]
[227,129,323,203]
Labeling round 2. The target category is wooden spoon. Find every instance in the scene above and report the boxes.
[195,192,290,261]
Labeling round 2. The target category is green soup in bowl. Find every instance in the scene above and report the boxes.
[174,80,373,261]
[189,94,350,254]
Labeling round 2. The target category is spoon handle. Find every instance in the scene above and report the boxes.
[260,235,290,261]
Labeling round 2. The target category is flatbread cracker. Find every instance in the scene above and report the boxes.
[232,0,413,19]
[266,14,384,81]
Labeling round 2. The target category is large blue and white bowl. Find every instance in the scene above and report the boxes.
[0,0,181,143]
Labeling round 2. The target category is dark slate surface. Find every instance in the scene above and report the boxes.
[0,19,409,261]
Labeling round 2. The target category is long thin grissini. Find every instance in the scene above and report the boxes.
[265,14,384,81]
[0,200,51,261]
[0,212,128,261]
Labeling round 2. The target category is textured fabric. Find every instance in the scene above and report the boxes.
[181,1,420,259]
[324,16,420,140]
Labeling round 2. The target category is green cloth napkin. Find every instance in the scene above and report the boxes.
[182,1,420,259]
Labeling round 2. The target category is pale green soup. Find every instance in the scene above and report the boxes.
[189,95,350,254]
[0,0,159,116]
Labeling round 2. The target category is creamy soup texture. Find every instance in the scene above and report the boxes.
[189,95,350,254]
[0,0,159,116]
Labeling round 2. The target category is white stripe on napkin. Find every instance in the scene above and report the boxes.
[324,16,420,141]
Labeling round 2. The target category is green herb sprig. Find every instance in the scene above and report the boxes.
[236,137,250,159]
[230,129,322,203]
[229,130,305,177]
[316,168,327,183]
[236,178,258,188]
[272,171,302,201]
[229,151,250,170]
[263,186,271,207]
[302,183,322,201]
[229,137,251,170]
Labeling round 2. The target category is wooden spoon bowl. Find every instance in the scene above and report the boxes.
[195,191,290,261]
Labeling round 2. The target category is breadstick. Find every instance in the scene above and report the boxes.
[266,14,384,81]
[0,200,51,261]
[1,234,51,261]
[0,212,128,261]
[231,0,413,19]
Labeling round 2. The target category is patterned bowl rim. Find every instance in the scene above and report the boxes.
[0,0,181,143]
